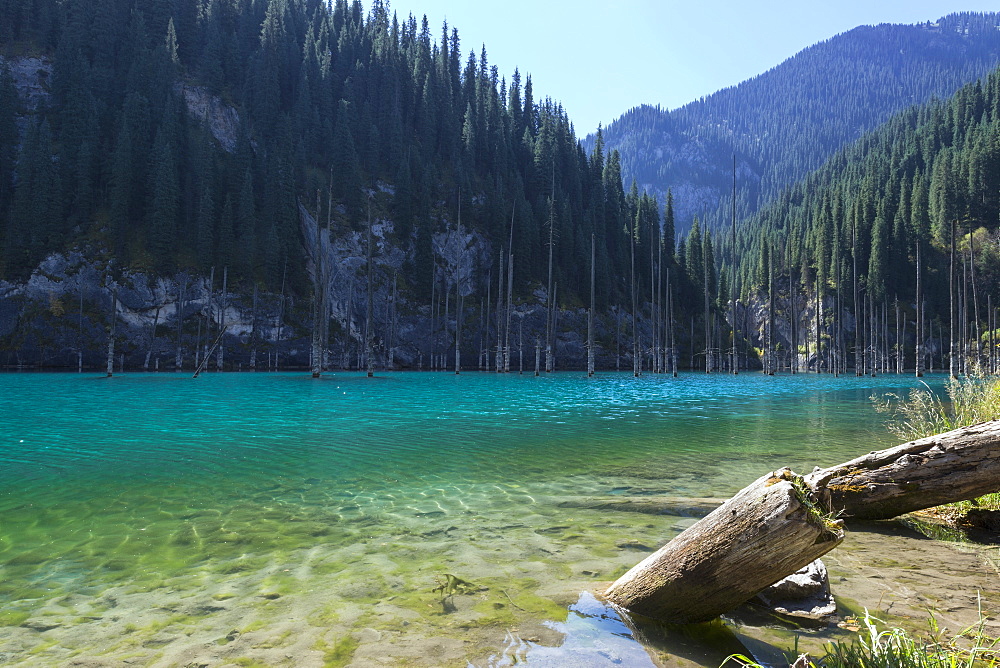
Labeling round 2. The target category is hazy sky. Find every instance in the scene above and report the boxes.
[382,1,998,135]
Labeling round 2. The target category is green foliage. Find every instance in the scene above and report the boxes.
[0,0,666,313]
[873,375,1000,513]
[726,59,1000,370]
[725,607,999,668]
[872,375,1000,441]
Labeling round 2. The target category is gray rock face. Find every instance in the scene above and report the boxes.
[1,55,51,111]
[176,83,242,152]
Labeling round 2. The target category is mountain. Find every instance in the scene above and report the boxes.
[0,0,639,305]
[0,0,665,370]
[2,0,997,373]
[592,12,1000,233]
[703,63,1000,375]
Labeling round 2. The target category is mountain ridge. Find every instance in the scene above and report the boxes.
[590,12,1000,232]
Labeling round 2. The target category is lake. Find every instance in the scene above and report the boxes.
[0,370,981,666]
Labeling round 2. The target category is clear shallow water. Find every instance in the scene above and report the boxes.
[0,371,945,666]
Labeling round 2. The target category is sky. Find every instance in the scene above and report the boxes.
[382,0,998,136]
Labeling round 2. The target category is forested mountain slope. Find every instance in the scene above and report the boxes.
[713,64,1000,374]
[593,13,1000,232]
[0,0,675,369]
[0,0,644,310]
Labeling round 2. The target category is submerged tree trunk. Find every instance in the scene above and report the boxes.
[971,227,981,368]
[217,266,227,371]
[731,154,738,375]
[496,247,504,373]
[250,284,258,371]
[915,241,923,377]
[175,278,186,371]
[106,290,118,377]
[505,252,514,373]
[365,198,375,378]
[78,286,84,373]
[143,306,160,371]
[950,220,957,378]
[588,234,595,377]
[604,468,843,624]
[455,288,462,374]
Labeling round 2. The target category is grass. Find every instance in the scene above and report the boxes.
[725,606,999,667]
[872,374,1000,514]
[872,375,1000,442]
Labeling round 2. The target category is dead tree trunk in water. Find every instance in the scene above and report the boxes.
[106,290,118,377]
[766,246,775,375]
[143,306,160,371]
[388,273,397,370]
[971,226,981,368]
[630,213,639,377]
[175,278,186,371]
[454,287,462,374]
[588,233,595,377]
[217,266,227,371]
[483,270,490,371]
[505,251,514,373]
[77,285,84,372]
[250,284,258,371]
[668,269,677,377]
[496,247,504,373]
[365,197,375,377]
[915,241,923,377]
[204,266,215,369]
[730,154,738,375]
[853,218,861,376]
[704,239,711,374]
[604,468,844,624]
[950,220,957,378]
[275,261,286,371]
[545,187,555,374]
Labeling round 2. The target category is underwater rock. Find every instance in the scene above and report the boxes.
[756,559,837,622]
[20,619,61,632]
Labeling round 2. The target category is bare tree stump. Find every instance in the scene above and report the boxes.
[806,420,1000,520]
[603,469,843,624]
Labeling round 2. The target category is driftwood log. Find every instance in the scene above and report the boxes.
[806,420,1000,520]
[603,469,843,623]
[603,421,1000,624]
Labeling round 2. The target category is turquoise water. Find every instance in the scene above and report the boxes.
[0,371,944,666]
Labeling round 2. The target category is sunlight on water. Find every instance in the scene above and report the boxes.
[0,371,945,666]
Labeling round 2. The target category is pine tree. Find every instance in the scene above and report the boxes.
[147,128,179,269]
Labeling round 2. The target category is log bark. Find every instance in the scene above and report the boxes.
[603,469,843,624]
[806,420,1000,520]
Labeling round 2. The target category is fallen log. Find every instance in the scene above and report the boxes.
[555,496,722,517]
[806,420,1000,520]
[603,469,844,624]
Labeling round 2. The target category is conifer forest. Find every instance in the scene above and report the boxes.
[2,0,1000,376]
